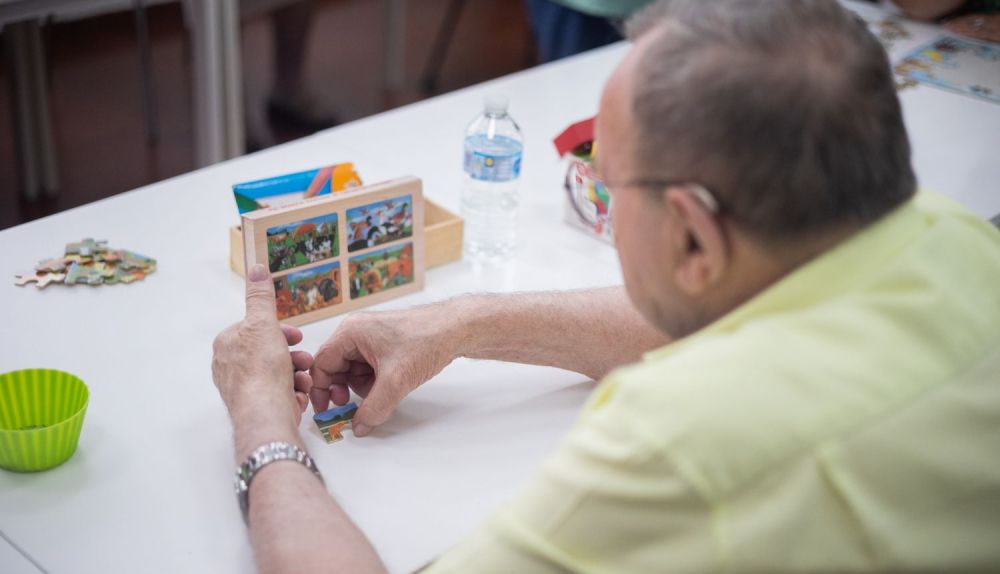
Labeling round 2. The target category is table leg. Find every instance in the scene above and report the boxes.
[4,19,59,201]
[221,0,244,157]
[134,0,160,145]
[185,0,244,167]
[383,0,406,109]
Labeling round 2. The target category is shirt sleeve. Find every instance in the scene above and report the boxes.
[422,380,721,574]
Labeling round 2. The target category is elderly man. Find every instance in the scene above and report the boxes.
[211,0,1000,571]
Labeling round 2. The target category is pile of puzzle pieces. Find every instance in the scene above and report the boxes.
[14,238,157,289]
[313,402,358,444]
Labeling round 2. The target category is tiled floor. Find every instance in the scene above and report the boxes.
[0,0,535,230]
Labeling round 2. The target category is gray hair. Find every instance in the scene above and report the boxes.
[625,0,916,239]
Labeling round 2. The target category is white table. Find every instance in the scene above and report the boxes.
[1,5,998,573]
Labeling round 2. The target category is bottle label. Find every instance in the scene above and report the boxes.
[464,141,522,182]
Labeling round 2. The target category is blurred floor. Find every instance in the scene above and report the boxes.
[0,0,535,230]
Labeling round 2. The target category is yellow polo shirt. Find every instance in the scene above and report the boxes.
[428,190,1000,573]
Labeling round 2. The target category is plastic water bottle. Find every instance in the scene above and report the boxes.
[461,95,523,261]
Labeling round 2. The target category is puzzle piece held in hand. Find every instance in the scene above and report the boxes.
[314,402,359,444]
[321,421,351,444]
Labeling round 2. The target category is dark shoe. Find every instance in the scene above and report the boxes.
[267,95,340,133]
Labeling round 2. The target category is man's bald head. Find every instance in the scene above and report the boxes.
[622,0,916,241]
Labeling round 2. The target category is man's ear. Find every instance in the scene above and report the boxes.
[663,186,728,295]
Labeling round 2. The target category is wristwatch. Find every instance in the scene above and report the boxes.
[234,441,324,523]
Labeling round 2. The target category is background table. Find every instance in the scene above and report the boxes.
[1,2,998,572]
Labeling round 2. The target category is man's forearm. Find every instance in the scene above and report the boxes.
[450,287,669,380]
[231,400,387,574]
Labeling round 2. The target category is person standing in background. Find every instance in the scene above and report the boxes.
[525,0,653,62]
[264,0,339,131]
[242,0,339,150]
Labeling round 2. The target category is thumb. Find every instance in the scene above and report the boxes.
[245,264,277,320]
[352,373,407,437]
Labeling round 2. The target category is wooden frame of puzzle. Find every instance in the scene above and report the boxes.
[241,176,426,326]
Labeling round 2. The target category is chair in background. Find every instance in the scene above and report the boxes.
[2,0,159,203]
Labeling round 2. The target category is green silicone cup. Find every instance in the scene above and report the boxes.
[0,369,89,472]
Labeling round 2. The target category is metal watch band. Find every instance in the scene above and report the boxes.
[234,441,324,523]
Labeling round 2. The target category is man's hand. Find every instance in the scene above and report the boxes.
[212,265,389,573]
[309,302,461,436]
[212,264,314,432]
[309,289,669,437]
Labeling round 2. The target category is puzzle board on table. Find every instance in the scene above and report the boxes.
[894,35,1000,104]
[242,176,425,326]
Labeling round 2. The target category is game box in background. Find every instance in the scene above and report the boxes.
[232,163,363,214]
[554,117,613,244]
[229,200,462,279]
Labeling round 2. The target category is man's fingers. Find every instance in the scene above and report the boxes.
[347,378,375,398]
[319,364,374,406]
[245,264,278,320]
[310,380,352,413]
[310,355,341,412]
[330,383,350,406]
[352,373,407,437]
[310,334,364,410]
[294,370,313,395]
[291,351,313,372]
[349,361,374,376]
[281,324,303,346]
[295,392,308,413]
[309,385,332,414]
